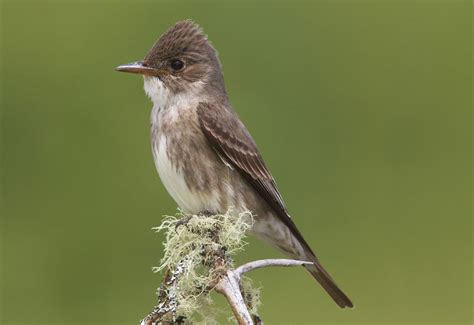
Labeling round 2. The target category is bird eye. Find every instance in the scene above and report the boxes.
[170,59,185,71]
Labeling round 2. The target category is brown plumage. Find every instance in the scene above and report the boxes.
[144,21,213,65]
[117,20,353,309]
[198,101,353,308]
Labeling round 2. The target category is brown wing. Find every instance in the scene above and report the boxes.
[197,102,314,255]
[198,102,354,309]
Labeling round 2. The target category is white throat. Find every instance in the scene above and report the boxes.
[143,76,206,109]
[144,76,206,125]
[143,76,172,109]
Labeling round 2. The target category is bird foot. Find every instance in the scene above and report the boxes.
[198,209,214,217]
[174,215,193,230]
[175,210,215,230]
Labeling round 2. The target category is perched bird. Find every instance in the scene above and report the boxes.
[116,20,353,308]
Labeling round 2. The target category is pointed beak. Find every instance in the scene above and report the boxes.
[115,61,161,76]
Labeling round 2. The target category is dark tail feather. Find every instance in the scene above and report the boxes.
[305,258,353,308]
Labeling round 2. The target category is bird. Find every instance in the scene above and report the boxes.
[116,20,353,309]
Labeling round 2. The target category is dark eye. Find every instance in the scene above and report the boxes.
[170,59,185,71]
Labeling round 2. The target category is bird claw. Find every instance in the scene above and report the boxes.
[174,215,193,230]
[174,210,215,232]
[198,209,214,217]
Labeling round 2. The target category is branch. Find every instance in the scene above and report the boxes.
[215,259,313,325]
[234,259,313,279]
[139,211,313,325]
[215,270,253,325]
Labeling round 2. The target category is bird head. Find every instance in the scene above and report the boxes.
[116,20,226,100]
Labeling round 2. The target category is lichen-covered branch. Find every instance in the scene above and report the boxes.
[140,210,312,325]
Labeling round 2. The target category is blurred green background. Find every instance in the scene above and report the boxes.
[1,0,471,324]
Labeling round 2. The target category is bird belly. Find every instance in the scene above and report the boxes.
[152,135,223,214]
[152,131,304,260]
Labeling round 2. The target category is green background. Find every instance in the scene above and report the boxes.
[1,0,471,324]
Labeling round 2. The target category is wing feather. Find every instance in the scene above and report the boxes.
[197,102,314,255]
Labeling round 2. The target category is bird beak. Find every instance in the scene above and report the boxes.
[115,61,161,76]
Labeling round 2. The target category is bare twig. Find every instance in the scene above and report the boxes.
[215,270,254,325]
[234,259,313,279]
[215,259,313,325]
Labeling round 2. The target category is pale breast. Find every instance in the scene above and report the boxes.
[152,135,209,213]
[151,103,232,214]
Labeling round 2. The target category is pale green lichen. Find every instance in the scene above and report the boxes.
[240,276,262,316]
[152,209,260,324]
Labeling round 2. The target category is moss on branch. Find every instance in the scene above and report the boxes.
[142,209,260,324]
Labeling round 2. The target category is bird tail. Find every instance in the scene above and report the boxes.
[252,214,353,308]
[304,256,353,308]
